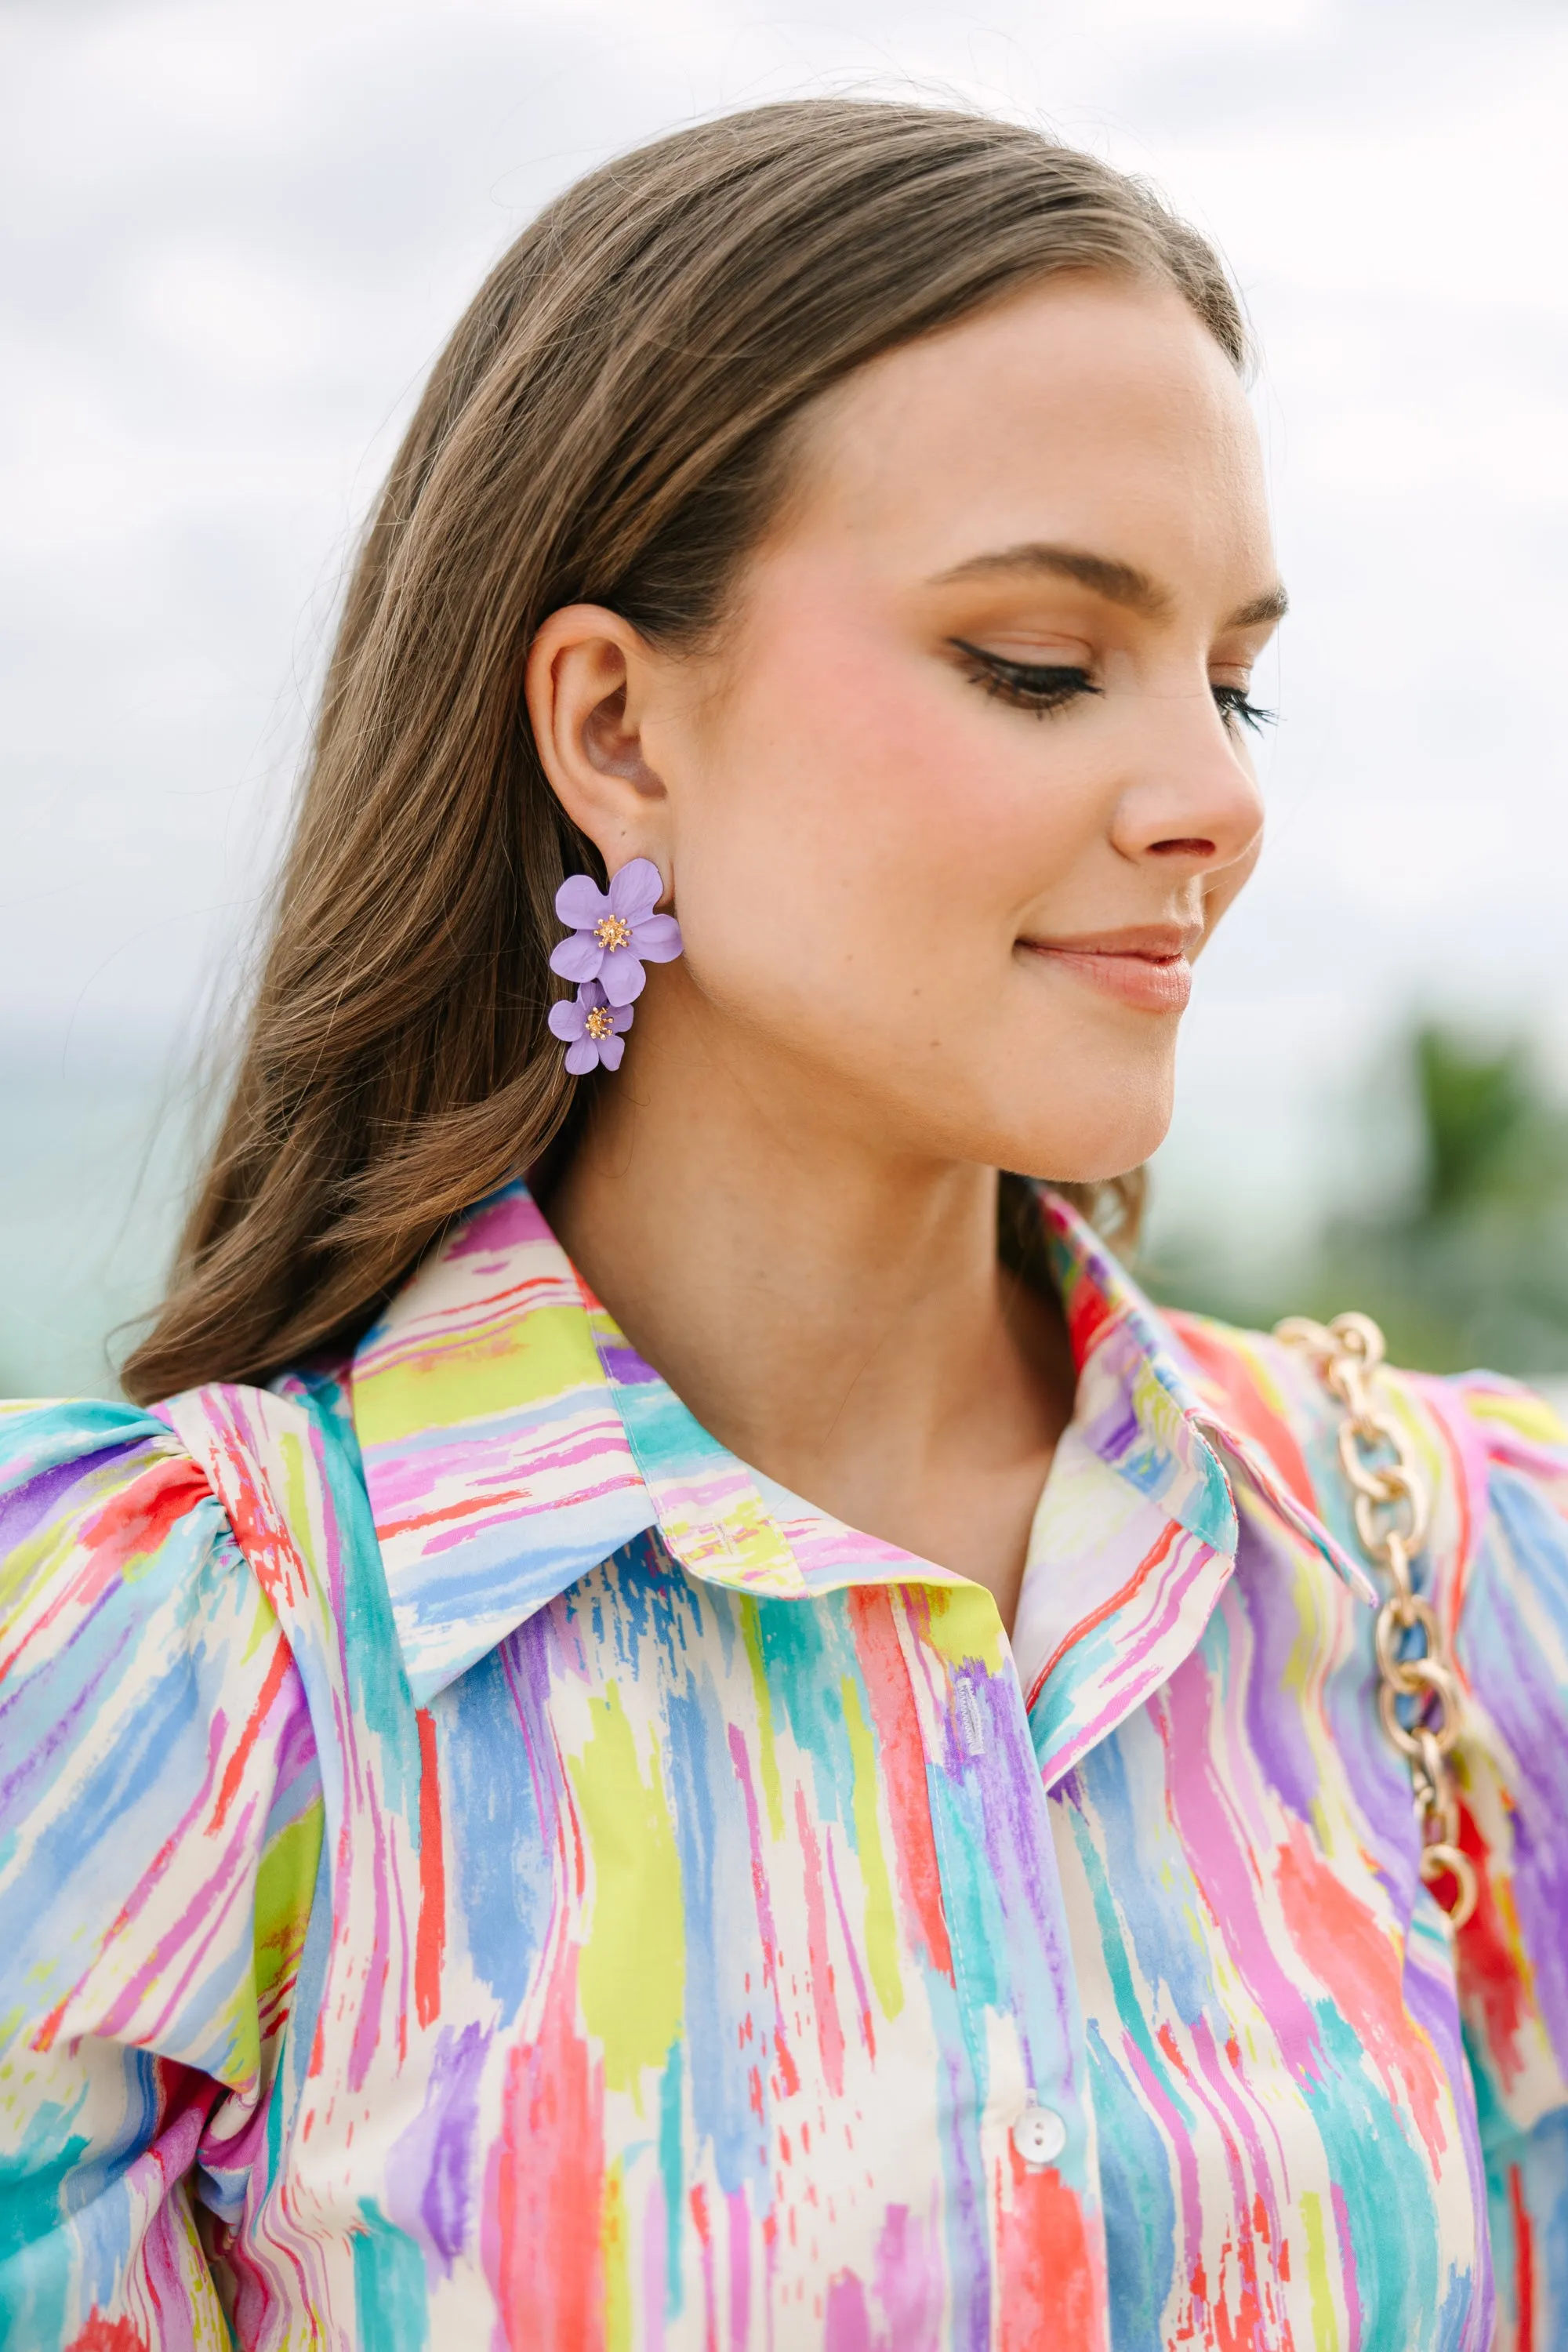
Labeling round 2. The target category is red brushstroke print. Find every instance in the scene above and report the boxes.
[414,1708,445,2030]
[1275,1818,1446,2155]
[86,1453,214,1570]
[1448,1797,1530,2088]
[1062,1271,1116,1366]
[846,1590,953,1980]
[996,2144,1105,2352]
[67,2319,147,2352]
[212,1639,292,1832]
[489,1936,604,2352]
[793,1787,847,2099]
[1510,2164,1535,2351]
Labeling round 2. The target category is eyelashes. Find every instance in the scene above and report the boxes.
[949,640,1276,733]
[950,640,1100,717]
[1210,683,1276,735]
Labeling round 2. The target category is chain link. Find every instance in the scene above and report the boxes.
[1275,1311,1477,1930]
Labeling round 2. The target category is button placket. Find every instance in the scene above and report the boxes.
[890,1591,1093,2202]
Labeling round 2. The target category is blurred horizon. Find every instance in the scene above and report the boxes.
[8,1007,1568,1402]
[4,0,1566,1397]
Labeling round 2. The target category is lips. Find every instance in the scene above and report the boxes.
[1018,924,1199,1014]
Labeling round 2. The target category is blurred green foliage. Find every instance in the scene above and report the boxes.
[1147,1022,1568,1377]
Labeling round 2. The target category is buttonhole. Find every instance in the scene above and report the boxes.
[954,1677,986,1758]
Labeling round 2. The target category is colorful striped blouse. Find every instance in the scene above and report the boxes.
[2,1182,1566,2350]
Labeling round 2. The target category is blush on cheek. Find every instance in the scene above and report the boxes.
[714,565,1102,1015]
[736,586,964,838]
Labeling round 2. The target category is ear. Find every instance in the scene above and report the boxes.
[524,604,673,881]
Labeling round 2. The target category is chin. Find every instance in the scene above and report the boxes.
[1000,1088,1174,1189]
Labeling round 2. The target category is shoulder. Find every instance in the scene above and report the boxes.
[0,1394,321,2087]
[1159,1306,1568,1599]
[1160,1305,1326,1425]
[1391,1362,1568,1592]
[1,1393,234,1653]
[1422,1369,1568,1651]
[1158,1305,1348,1512]
[1160,1298,1568,1476]
[1433,1364,1568,1486]
[1,1371,368,1632]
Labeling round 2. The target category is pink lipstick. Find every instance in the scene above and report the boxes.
[1019,923,1199,1013]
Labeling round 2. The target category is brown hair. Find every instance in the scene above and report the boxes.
[123,96,1243,1403]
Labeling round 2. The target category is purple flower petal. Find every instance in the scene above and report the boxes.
[547,998,586,1041]
[630,913,682,963]
[564,1037,601,1076]
[607,858,663,920]
[556,873,611,928]
[576,978,610,1010]
[597,1032,626,1072]
[608,1002,635,1034]
[598,946,648,1006]
[550,933,603,982]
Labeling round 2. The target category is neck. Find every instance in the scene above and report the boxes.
[544,997,1076,1628]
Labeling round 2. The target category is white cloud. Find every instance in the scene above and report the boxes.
[126,238,336,388]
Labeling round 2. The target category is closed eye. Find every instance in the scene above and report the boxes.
[953,639,1277,734]
[949,639,1102,716]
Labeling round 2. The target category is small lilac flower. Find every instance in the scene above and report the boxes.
[547,980,634,1075]
[549,856,683,1007]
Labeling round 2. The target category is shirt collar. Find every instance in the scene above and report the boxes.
[350,1179,1370,1708]
[1012,1195,1374,1785]
[1033,1192,1370,1598]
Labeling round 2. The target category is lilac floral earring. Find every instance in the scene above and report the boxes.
[546,855,682,1073]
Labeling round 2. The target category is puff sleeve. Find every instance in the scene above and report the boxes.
[0,1398,323,2350]
[1430,1374,1568,2348]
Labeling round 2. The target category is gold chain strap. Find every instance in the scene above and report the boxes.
[1275,1311,1478,1929]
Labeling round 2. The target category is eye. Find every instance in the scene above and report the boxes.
[949,638,1103,717]
[1211,683,1276,735]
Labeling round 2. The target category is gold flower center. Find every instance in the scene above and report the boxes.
[584,1006,615,1040]
[594,913,633,951]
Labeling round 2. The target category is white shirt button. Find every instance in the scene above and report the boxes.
[1011,2101,1067,2169]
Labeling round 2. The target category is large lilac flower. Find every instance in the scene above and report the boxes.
[549,856,682,1007]
[547,979,633,1075]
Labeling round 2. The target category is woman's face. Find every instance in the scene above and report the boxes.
[543,273,1279,1184]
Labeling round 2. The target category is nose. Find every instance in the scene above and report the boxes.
[1109,688,1265,883]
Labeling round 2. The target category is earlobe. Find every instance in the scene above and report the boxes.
[524,603,672,864]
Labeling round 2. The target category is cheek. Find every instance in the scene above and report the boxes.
[683,608,1076,996]
[662,604,1178,1175]
[684,818,1178,1178]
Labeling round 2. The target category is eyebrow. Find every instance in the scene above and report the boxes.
[1225,584,1290,628]
[931,540,1288,630]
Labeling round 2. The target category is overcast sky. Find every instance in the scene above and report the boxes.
[5,0,1566,1258]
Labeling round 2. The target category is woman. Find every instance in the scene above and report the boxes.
[2,98,1563,2352]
